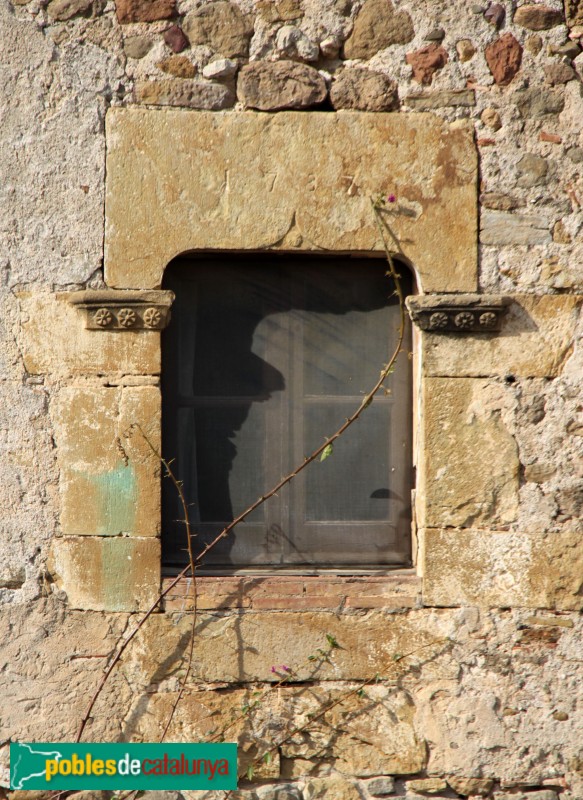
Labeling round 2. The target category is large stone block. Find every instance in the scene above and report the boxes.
[122,608,448,684]
[105,109,478,293]
[52,386,160,536]
[19,293,160,377]
[48,536,160,611]
[0,3,111,288]
[419,378,519,528]
[423,528,583,610]
[422,296,582,378]
[125,684,425,776]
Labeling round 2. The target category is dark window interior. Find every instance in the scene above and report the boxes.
[162,254,413,573]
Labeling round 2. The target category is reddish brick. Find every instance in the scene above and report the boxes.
[197,594,252,609]
[304,579,347,595]
[540,131,562,143]
[163,590,252,611]
[116,0,175,24]
[254,580,305,596]
[346,595,416,609]
[163,596,196,612]
[252,596,340,610]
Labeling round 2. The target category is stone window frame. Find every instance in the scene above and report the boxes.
[46,107,537,613]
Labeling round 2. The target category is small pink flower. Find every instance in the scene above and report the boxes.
[282,665,291,672]
[271,666,277,673]
[387,194,397,203]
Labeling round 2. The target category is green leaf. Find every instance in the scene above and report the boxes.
[320,443,333,462]
[246,765,255,780]
[263,752,272,764]
[326,633,340,649]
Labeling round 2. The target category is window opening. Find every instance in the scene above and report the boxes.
[162,254,412,573]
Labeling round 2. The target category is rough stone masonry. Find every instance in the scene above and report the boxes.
[0,0,582,798]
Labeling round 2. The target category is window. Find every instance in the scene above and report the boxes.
[162,254,412,573]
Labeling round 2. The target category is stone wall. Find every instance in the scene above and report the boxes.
[1,0,582,798]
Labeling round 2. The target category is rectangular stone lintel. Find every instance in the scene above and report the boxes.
[105,109,478,293]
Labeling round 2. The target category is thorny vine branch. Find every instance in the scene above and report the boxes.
[73,199,413,780]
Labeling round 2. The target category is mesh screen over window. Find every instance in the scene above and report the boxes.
[162,255,412,572]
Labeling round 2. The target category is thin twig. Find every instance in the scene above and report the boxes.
[153,448,198,741]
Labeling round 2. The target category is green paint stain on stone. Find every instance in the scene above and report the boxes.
[102,537,135,612]
[90,463,137,535]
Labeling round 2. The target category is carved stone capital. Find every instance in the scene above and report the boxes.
[65,290,175,330]
[406,294,511,333]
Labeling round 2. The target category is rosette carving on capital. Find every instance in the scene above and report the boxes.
[479,311,497,328]
[118,308,137,328]
[143,307,162,328]
[454,311,475,330]
[429,312,449,330]
[94,308,113,328]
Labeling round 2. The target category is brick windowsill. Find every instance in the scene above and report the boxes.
[162,571,421,612]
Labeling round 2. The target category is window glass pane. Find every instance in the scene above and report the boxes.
[192,406,266,524]
[302,403,392,522]
[162,255,411,570]
[191,268,286,397]
[300,266,395,397]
